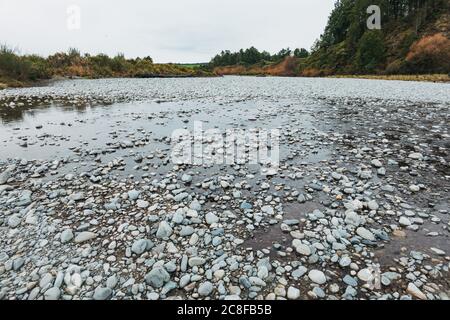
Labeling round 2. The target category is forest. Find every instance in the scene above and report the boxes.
[211,0,450,77]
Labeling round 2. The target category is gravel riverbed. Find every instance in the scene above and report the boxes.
[0,77,449,300]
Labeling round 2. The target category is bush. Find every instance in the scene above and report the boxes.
[385,59,408,74]
[0,45,31,80]
[406,33,450,73]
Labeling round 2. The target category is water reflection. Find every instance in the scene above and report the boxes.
[0,101,92,124]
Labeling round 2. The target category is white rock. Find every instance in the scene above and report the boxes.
[356,227,375,241]
[287,286,300,299]
[308,270,326,285]
[407,283,427,300]
[74,232,97,243]
[60,229,74,243]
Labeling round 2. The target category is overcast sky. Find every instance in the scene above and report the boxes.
[0,0,335,63]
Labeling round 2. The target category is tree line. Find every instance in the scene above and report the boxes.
[209,47,309,67]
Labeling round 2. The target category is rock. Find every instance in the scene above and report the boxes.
[44,287,60,300]
[292,266,308,279]
[145,267,170,288]
[308,270,326,285]
[408,153,423,160]
[180,274,191,288]
[93,287,113,300]
[156,221,173,239]
[343,275,358,287]
[367,200,379,210]
[356,227,375,241]
[198,281,213,296]
[430,247,445,256]
[180,226,195,237]
[181,174,192,183]
[69,192,85,201]
[106,275,118,289]
[292,240,311,256]
[74,231,97,243]
[345,211,362,226]
[240,202,253,210]
[188,257,206,267]
[357,268,373,282]
[7,214,21,228]
[174,192,188,202]
[39,273,54,288]
[172,210,184,224]
[136,199,149,208]
[399,217,412,227]
[287,286,300,299]
[0,170,11,185]
[60,229,74,243]
[131,239,148,255]
[205,212,219,224]
[339,256,351,267]
[371,159,382,168]
[128,189,140,200]
[407,283,427,300]
[190,200,202,211]
[13,257,25,271]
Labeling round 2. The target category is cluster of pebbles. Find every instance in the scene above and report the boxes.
[0,77,449,300]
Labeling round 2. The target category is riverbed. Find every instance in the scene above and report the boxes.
[0,76,449,300]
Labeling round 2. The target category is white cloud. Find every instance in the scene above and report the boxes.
[0,0,334,62]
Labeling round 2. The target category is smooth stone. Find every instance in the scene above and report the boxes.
[60,229,74,243]
[308,270,326,285]
[188,257,206,267]
[198,281,213,296]
[287,286,300,299]
[399,217,412,226]
[74,232,97,243]
[93,287,113,300]
[145,267,170,288]
[44,287,60,300]
[356,227,375,241]
[136,200,149,208]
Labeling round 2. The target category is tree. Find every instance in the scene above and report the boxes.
[355,30,386,73]
[294,48,309,58]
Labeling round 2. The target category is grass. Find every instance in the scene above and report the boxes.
[329,74,450,83]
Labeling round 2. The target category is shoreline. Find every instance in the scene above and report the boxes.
[2,73,449,90]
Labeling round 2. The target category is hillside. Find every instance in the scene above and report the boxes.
[211,0,450,78]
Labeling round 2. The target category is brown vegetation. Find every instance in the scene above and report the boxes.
[406,33,450,73]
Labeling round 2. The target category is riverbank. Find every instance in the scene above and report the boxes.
[0,47,215,89]
[329,74,450,83]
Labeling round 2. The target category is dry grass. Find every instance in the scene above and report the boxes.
[330,74,450,82]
